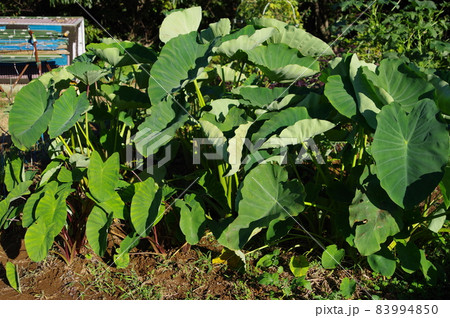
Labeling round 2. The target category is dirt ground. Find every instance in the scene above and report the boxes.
[0,225,258,300]
[0,224,371,300]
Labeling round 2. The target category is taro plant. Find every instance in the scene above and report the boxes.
[3,37,166,264]
[0,6,448,289]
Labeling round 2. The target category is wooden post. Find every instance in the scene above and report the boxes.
[28,30,41,76]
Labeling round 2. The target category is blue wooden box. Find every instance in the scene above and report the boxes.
[0,17,85,83]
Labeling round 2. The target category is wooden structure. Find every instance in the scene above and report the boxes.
[0,17,85,86]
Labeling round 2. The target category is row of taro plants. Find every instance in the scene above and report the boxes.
[1,7,449,284]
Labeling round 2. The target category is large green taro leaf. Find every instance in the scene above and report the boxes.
[214,27,275,58]
[226,121,253,177]
[176,194,207,245]
[9,80,52,150]
[24,193,67,262]
[48,87,90,138]
[87,151,120,203]
[130,177,162,237]
[235,86,289,108]
[86,206,113,257]
[363,59,434,112]
[134,99,189,157]
[87,41,157,67]
[247,44,320,82]
[3,152,23,192]
[266,24,334,57]
[148,32,211,105]
[200,18,231,43]
[100,84,150,110]
[251,17,287,31]
[261,119,335,149]
[66,62,108,86]
[159,6,202,43]
[349,191,401,256]
[24,221,55,262]
[252,107,311,143]
[324,75,357,119]
[349,54,382,129]
[0,181,32,229]
[218,164,305,250]
[372,100,448,209]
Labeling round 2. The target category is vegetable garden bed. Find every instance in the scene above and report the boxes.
[0,6,449,300]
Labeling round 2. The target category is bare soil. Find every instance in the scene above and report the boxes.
[0,225,375,300]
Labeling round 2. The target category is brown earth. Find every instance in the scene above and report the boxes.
[0,225,375,300]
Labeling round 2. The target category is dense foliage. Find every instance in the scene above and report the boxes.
[334,0,449,68]
[1,5,449,293]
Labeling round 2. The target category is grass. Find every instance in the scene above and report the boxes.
[78,261,164,300]
[70,247,370,300]
[1,233,448,299]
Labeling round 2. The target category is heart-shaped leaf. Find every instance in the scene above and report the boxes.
[247,44,320,82]
[218,164,305,250]
[130,177,162,237]
[86,206,113,256]
[9,80,52,149]
[177,194,207,245]
[261,119,335,149]
[289,255,309,277]
[148,32,211,105]
[48,87,90,138]
[396,241,421,274]
[159,6,202,43]
[24,193,67,262]
[67,62,108,86]
[5,262,21,293]
[88,152,120,203]
[349,191,401,256]
[267,24,334,57]
[367,246,396,277]
[321,244,345,269]
[340,278,356,298]
[363,59,434,112]
[372,100,448,209]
